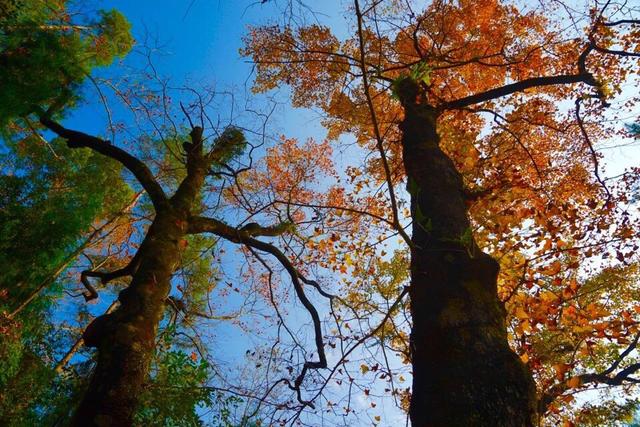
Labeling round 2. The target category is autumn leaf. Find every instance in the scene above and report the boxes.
[566,377,581,389]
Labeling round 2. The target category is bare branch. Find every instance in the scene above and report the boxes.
[574,98,611,203]
[602,19,640,26]
[79,262,136,301]
[354,0,412,248]
[187,215,328,406]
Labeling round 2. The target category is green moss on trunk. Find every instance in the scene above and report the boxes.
[399,82,537,426]
[71,211,187,426]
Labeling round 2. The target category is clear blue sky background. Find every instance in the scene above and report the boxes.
[68,0,348,140]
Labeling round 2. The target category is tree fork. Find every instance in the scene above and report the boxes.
[397,79,537,426]
[37,117,207,425]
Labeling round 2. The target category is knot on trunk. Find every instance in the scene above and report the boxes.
[83,313,113,348]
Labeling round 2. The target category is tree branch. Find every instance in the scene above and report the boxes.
[354,0,412,248]
[38,115,168,210]
[244,236,327,401]
[442,73,597,110]
[574,98,611,203]
[187,216,294,238]
[170,126,206,210]
[539,331,640,413]
[602,19,640,26]
[79,254,140,301]
[592,45,640,58]
[187,215,328,405]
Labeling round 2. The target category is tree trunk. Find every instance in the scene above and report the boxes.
[398,82,537,426]
[70,210,187,426]
[35,120,210,425]
[55,300,119,374]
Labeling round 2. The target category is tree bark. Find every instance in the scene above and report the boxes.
[55,300,119,374]
[70,209,188,426]
[397,81,537,426]
[34,120,211,425]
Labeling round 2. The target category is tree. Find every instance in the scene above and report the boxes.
[0,136,133,423]
[2,3,334,417]
[4,0,640,424]
[0,0,133,128]
[243,0,640,424]
[31,103,334,424]
[0,2,138,421]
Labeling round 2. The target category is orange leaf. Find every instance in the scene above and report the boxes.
[566,376,581,389]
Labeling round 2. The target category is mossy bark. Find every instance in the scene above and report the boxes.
[398,80,537,426]
[70,210,187,426]
[69,127,209,426]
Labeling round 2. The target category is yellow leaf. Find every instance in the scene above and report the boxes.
[345,253,353,266]
[540,291,558,304]
[374,415,381,422]
[360,364,369,374]
[515,306,528,320]
[573,325,592,334]
[520,353,529,364]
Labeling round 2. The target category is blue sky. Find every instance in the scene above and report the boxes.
[67,0,349,140]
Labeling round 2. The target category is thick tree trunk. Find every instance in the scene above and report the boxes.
[398,82,537,426]
[70,210,187,426]
[34,119,211,424]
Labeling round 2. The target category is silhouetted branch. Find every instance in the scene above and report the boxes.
[37,115,168,210]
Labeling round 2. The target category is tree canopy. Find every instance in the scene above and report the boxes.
[0,0,133,127]
[1,0,639,426]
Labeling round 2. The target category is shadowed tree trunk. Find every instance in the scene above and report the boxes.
[397,80,537,426]
[34,119,211,426]
[66,127,210,426]
[242,0,640,420]
[70,210,188,425]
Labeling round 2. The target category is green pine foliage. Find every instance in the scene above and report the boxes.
[210,126,248,174]
[0,0,133,126]
[0,136,131,302]
[0,136,132,421]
